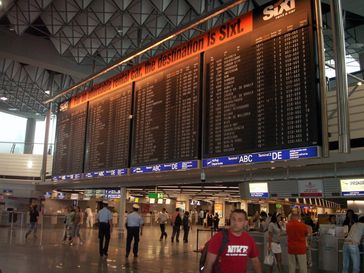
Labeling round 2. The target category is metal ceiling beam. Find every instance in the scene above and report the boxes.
[44,0,248,104]
[0,30,93,79]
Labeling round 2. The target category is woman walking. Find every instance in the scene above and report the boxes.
[268,212,285,273]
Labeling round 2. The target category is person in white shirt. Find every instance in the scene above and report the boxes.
[96,202,113,258]
[342,216,364,273]
[157,208,169,240]
[85,206,94,228]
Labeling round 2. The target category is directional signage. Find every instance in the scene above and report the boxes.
[203,146,319,167]
[131,160,198,174]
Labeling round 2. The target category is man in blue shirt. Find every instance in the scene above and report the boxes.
[125,204,144,257]
[96,201,113,258]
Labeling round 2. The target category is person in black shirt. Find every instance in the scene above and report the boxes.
[25,204,39,239]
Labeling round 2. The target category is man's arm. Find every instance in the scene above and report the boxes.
[251,256,262,273]
[202,252,217,273]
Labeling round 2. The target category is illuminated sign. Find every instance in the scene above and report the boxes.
[249,183,269,198]
[203,147,319,167]
[341,179,364,196]
[131,160,198,174]
[298,180,323,197]
[148,192,164,199]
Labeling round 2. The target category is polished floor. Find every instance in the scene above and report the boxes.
[0,224,219,273]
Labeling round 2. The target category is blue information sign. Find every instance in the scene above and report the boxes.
[52,173,82,181]
[131,160,199,174]
[85,168,127,178]
[250,192,269,198]
[202,147,319,168]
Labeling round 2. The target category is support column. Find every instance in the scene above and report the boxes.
[23,118,36,154]
[315,0,329,157]
[118,187,126,238]
[359,53,364,78]
[41,105,52,182]
[330,0,351,153]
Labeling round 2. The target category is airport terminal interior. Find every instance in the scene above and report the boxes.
[1,0,364,272]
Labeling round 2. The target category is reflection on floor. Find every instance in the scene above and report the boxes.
[0,225,213,273]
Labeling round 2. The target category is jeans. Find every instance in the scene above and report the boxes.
[343,243,360,273]
[98,223,111,256]
[159,224,167,239]
[126,227,140,256]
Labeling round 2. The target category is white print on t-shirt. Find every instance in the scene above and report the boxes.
[226,245,249,256]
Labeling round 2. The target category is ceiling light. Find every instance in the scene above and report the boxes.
[0,96,8,101]
[0,1,3,6]
[27,161,33,169]
[8,108,18,111]
[357,82,362,86]
[45,90,50,95]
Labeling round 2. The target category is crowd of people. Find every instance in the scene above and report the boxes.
[23,203,364,273]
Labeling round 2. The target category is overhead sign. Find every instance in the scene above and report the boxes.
[341,179,364,196]
[203,147,319,167]
[85,168,127,178]
[298,180,323,197]
[131,160,198,174]
[105,190,121,199]
[148,192,164,199]
[249,182,269,198]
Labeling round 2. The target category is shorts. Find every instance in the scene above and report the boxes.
[271,242,282,254]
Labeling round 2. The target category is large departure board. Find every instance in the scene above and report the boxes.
[84,85,132,172]
[53,103,87,176]
[204,0,320,158]
[132,56,200,166]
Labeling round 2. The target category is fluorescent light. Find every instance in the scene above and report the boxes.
[0,97,8,101]
[8,108,18,111]
[27,161,33,169]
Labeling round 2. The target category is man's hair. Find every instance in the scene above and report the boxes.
[230,209,248,220]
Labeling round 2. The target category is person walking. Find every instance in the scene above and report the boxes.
[25,204,39,239]
[64,206,75,245]
[286,209,308,273]
[267,212,284,273]
[203,209,262,273]
[199,209,205,225]
[213,213,220,231]
[96,202,113,258]
[182,211,192,243]
[157,208,169,240]
[85,206,94,228]
[71,206,83,245]
[125,204,144,258]
[171,208,182,243]
[342,216,364,273]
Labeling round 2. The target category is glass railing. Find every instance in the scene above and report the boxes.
[0,141,54,155]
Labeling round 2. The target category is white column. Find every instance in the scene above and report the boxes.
[118,187,126,238]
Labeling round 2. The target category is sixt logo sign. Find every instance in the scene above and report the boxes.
[263,0,296,21]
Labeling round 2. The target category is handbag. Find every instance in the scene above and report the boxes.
[264,250,274,266]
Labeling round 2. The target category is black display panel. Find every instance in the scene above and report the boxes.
[204,0,320,158]
[132,55,200,166]
[84,85,132,172]
[53,103,87,175]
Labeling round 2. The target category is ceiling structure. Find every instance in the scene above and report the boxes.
[0,0,363,119]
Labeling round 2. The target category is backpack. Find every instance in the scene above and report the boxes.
[174,214,182,226]
[199,229,229,273]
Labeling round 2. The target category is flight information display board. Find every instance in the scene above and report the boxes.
[53,103,87,176]
[204,0,320,159]
[84,85,132,173]
[131,55,200,167]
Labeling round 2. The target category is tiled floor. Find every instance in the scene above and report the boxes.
[0,225,212,273]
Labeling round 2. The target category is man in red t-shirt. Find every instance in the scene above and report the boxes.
[286,209,308,273]
[203,209,262,273]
